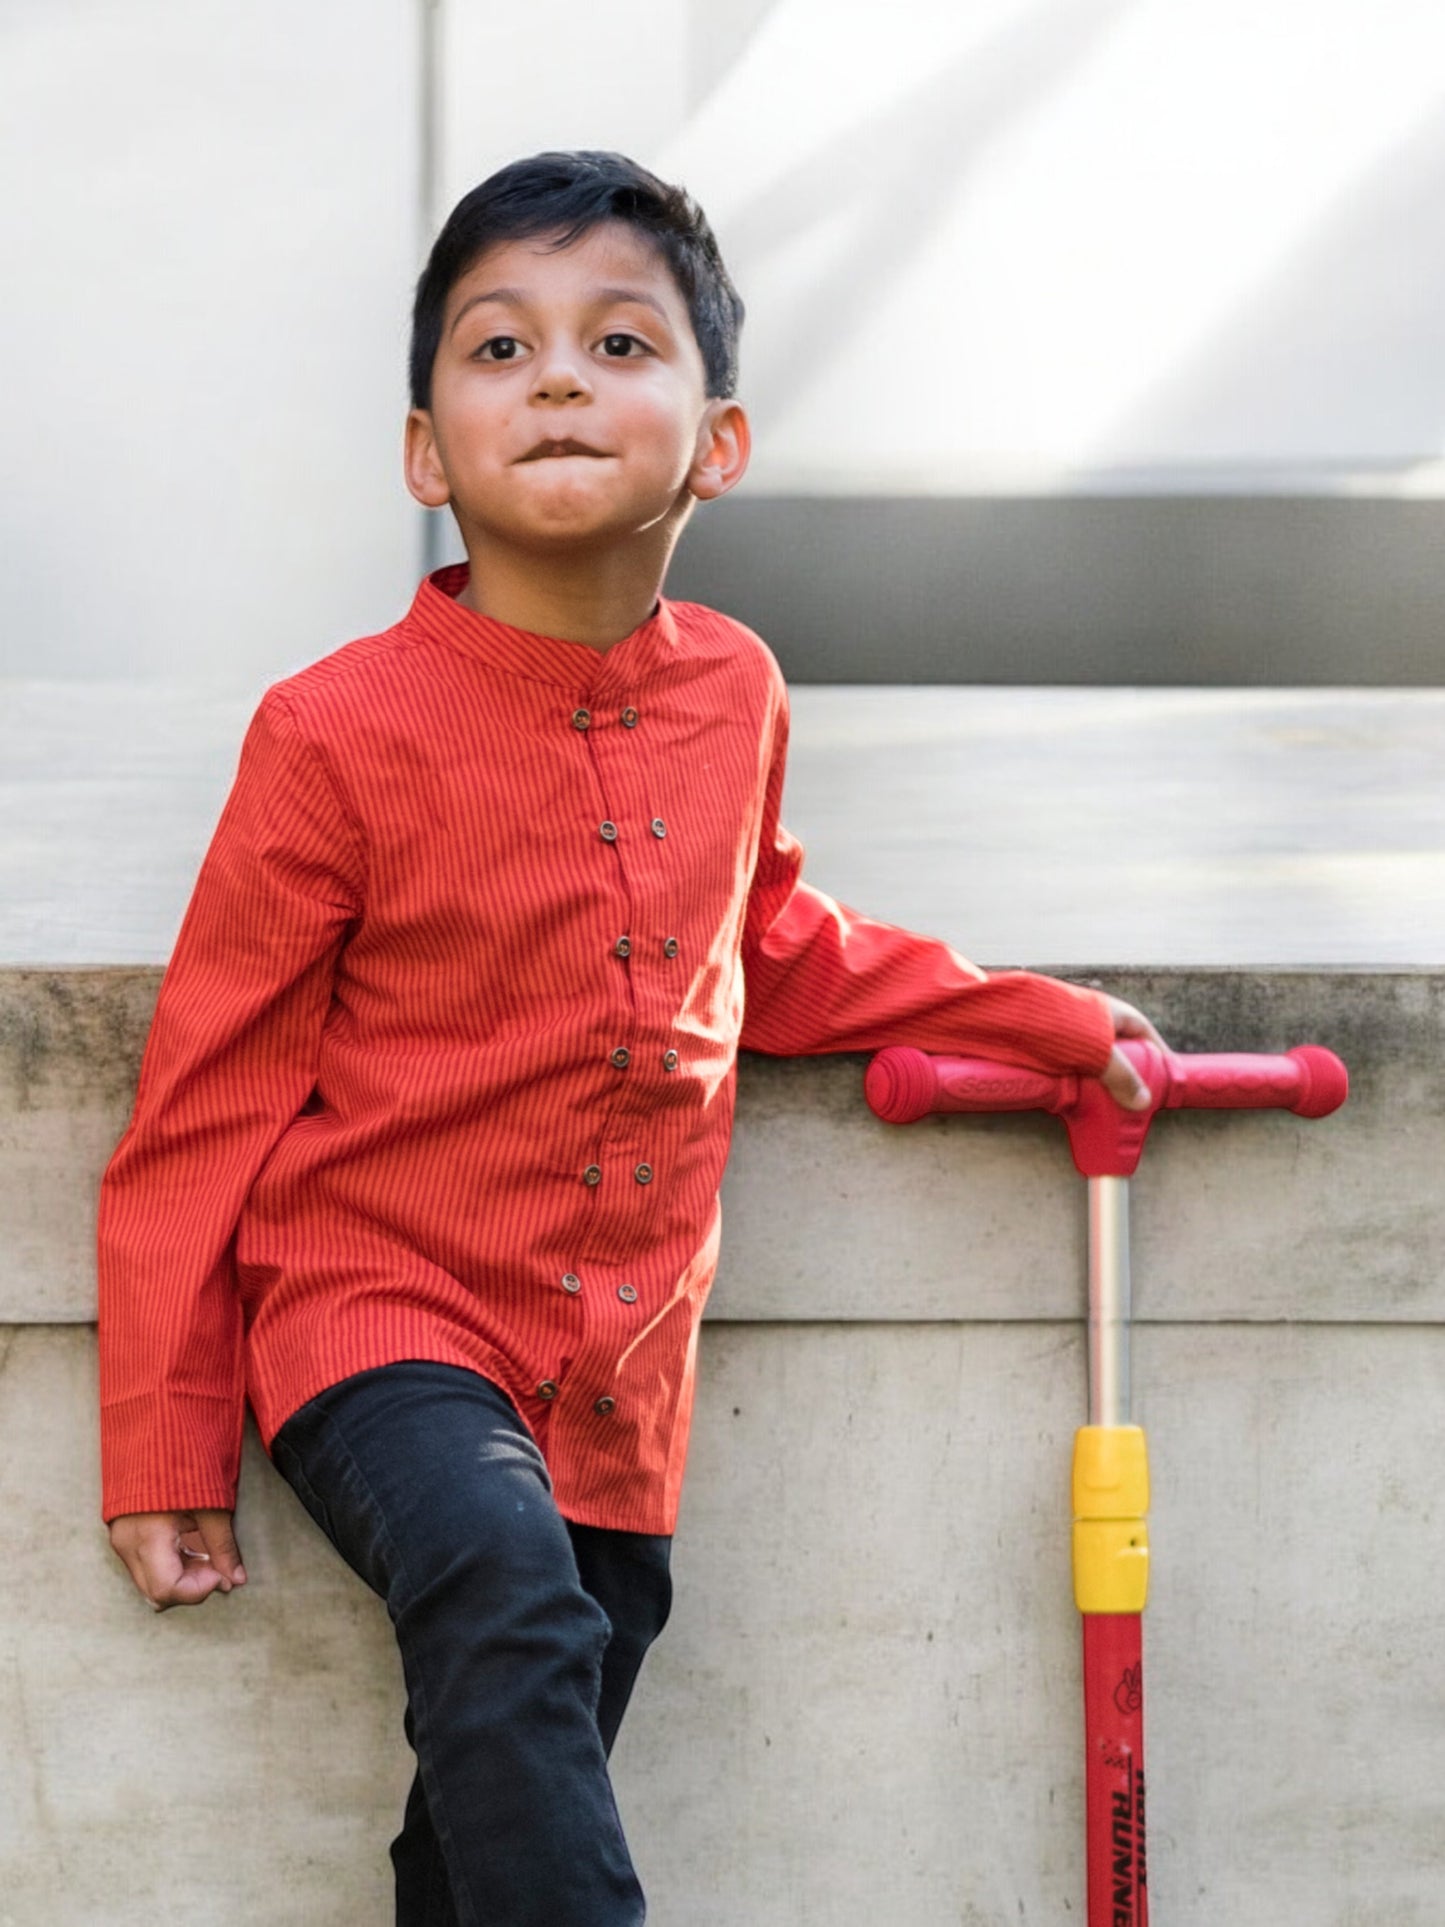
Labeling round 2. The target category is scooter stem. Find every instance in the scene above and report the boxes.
[1088,1175,1131,1428]
[1077,1172,1150,1925]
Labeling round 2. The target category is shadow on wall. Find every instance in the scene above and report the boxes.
[667,494,1445,684]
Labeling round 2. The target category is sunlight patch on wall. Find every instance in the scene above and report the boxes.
[659,0,1445,495]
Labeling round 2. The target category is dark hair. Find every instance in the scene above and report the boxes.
[409,150,745,411]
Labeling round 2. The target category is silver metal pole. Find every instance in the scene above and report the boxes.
[1087,1175,1131,1427]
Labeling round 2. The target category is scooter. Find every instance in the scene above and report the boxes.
[864,1035,1349,1926]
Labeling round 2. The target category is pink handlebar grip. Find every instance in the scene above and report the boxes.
[1163,1043,1348,1119]
[863,1047,1075,1124]
[864,1040,1347,1178]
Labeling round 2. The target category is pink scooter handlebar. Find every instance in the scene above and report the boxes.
[864,1040,1348,1178]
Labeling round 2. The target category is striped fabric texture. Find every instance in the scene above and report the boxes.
[97,567,1115,1532]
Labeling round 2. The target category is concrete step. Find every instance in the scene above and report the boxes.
[5,682,1443,966]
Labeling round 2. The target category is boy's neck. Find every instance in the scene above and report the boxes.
[454,534,672,652]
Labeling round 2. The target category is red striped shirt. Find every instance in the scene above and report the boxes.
[97,566,1114,1531]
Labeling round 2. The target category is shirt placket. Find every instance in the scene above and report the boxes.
[544,679,671,1430]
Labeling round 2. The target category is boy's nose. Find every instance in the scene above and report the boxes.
[531,354,592,403]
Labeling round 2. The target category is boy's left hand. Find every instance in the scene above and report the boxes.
[1099,995,1167,1111]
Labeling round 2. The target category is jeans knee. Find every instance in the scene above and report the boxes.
[396,1506,609,1687]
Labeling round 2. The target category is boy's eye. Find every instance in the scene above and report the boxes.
[474,336,524,361]
[600,333,647,357]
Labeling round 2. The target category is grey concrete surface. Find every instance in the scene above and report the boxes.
[1,965,1433,1328]
[2,1319,1441,1926]
[2,681,1442,967]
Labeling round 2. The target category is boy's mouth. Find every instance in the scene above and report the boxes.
[519,438,609,462]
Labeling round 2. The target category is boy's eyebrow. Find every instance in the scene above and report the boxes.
[591,287,673,324]
[449,285,674,338]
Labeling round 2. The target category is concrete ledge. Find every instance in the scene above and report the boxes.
[3,965,1438,1324]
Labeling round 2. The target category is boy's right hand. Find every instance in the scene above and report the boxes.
[109,1509,248,1612]
[1099,994,1168,1111]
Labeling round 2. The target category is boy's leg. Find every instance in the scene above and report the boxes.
[566,1521,673,1756]
[377,1522,673,1924]
[269,1360,654,1927]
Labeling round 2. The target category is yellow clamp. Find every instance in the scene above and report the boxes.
[1072,1424,1150,1614]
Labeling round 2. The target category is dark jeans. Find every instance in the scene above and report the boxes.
[269,1360,673,1927]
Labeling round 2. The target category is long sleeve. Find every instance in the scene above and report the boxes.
[739,690,1115,1075]
[97,690,365,1521]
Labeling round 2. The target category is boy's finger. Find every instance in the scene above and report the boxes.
[143,1554,228,1612]
[1102,1047,1152,1111]
[130,1533,187,1610]
[1106,996,1167,1051]
[196,1510,247,1587]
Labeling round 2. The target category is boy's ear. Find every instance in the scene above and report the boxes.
[687,399,751,503]
[404,409,452,509]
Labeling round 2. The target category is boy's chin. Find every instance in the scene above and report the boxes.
[468,499,682,553]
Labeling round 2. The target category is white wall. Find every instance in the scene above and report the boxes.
[3,0,1444,685]
[436,0,1445,497]
[656,0,1445,495]
[0,0,420,685]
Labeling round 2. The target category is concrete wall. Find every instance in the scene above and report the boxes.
[3,965,1441,1924]
[6,1,1445,687]
[0,0,421,687]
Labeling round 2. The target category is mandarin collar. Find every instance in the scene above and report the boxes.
[407,564,680,693]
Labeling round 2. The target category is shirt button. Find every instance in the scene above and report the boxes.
[634,1162,653,1184]
[583,1164,602,1186]
[561,1272,582,1294]
[571,708,591,731]
[650,818,666,839]
[617,1284,638,1303]
[594,1396,617,1416]
[599,821,619,843]
[621,706,639,728]
[537,1380,559,1400]
[662,937,679,958]
[662,1050,679,1071]
[610,1047,631,1069]
[613,935,631,959]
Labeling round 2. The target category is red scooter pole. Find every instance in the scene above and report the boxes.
[864,1038,1348,1927]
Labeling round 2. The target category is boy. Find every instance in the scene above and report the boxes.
[99,151,1161,1924]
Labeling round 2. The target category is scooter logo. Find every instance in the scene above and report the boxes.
[1110,1770,1148,1925]
[1114,1663,1143,1715]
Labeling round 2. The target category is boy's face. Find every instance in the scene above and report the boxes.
[406,220,748,555]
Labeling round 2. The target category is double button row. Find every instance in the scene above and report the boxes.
[608,931,679,1073]
[553,701,654,1427]
[560,1273,637,1304]
[599,818,666,841]
[608,1046,680,1072]
[535,1377,617,1417]
[613,935,679,959]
